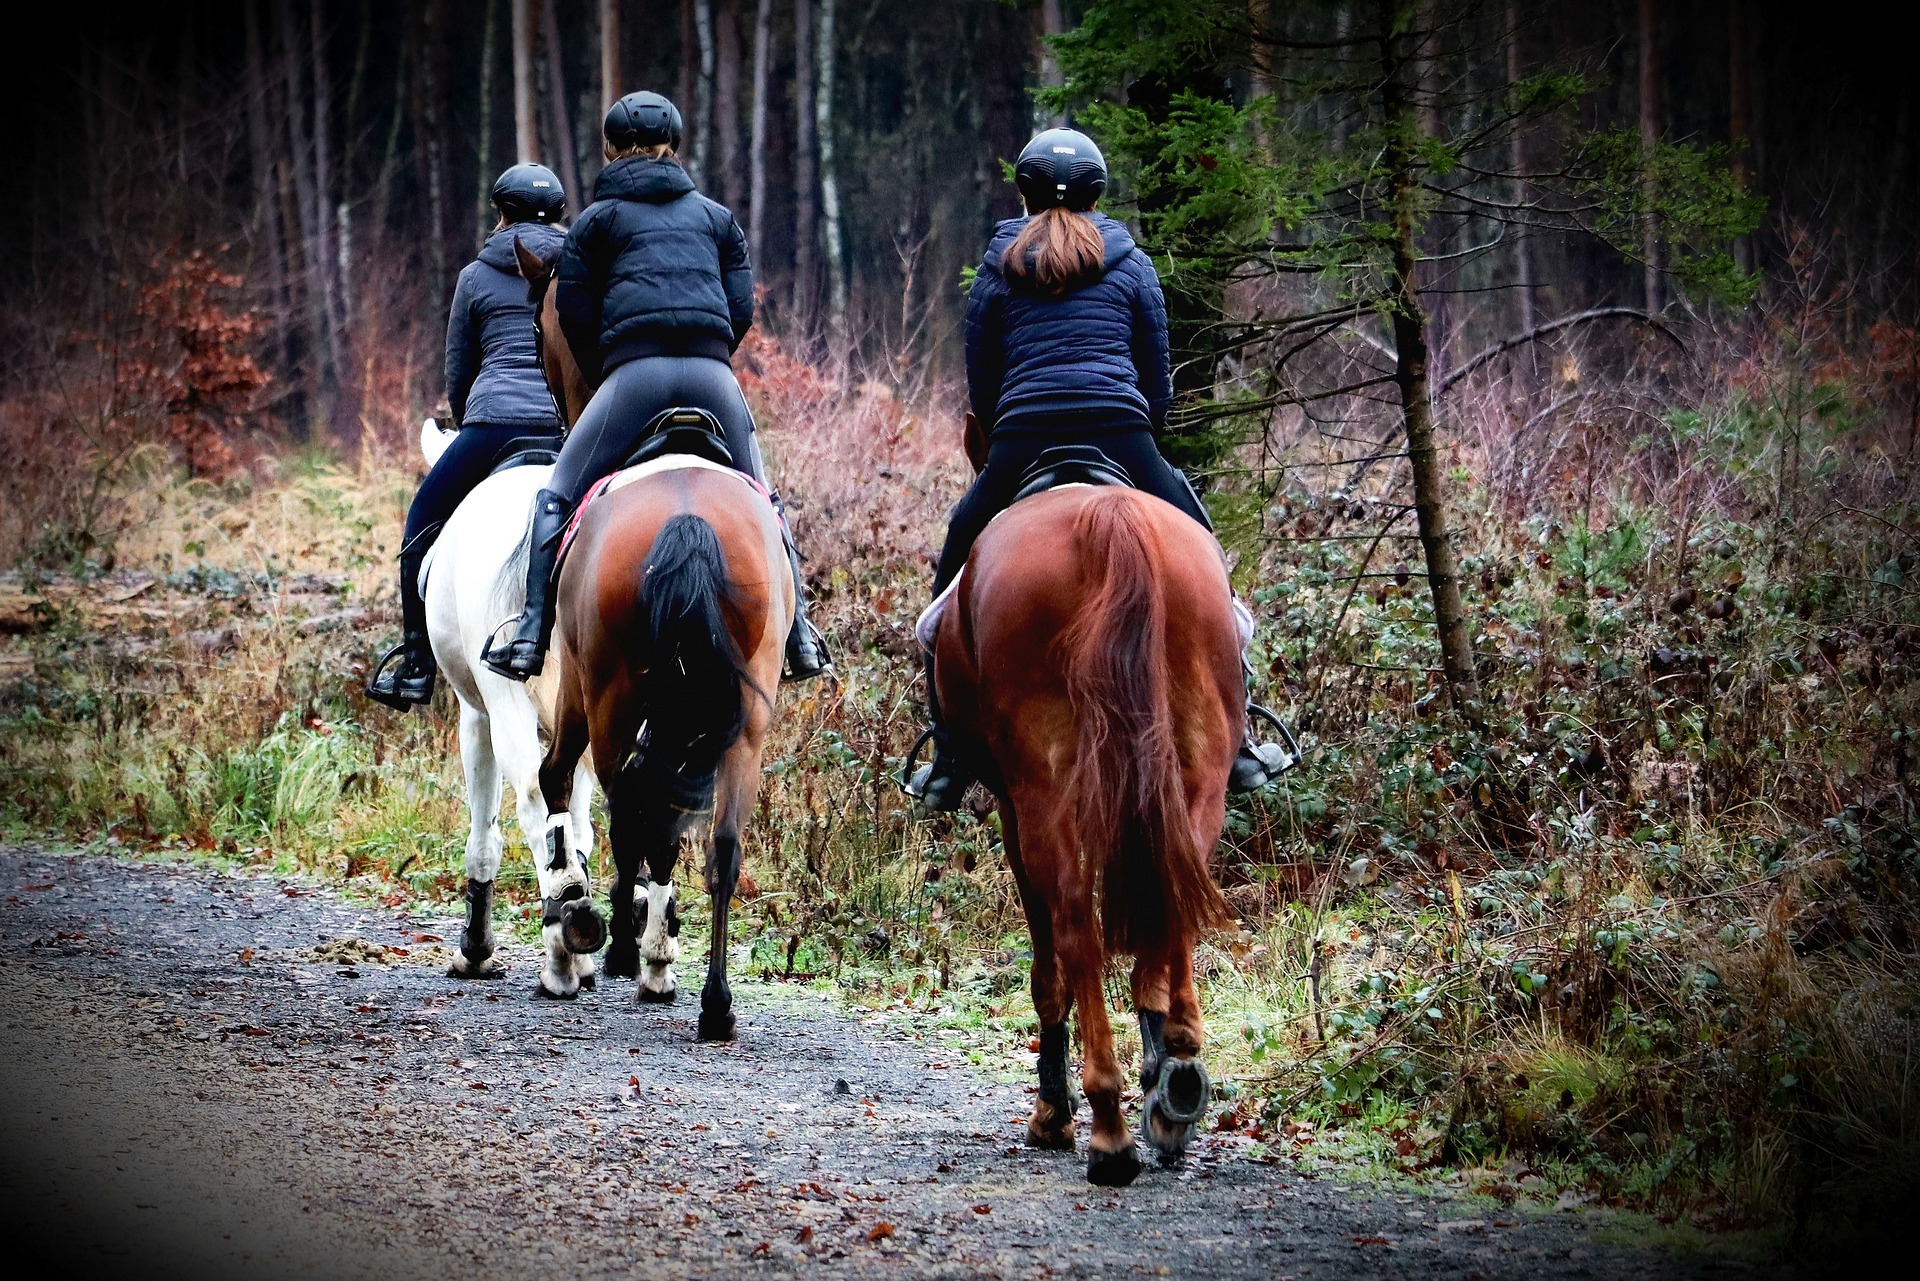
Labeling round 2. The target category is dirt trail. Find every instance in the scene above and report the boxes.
[0,847,1766,1280]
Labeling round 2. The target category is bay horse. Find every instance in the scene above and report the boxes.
[518,240,792,1041]
[926,418,1238,1185]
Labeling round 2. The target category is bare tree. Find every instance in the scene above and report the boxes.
[513,0,539,163]
[1507,0,1535,332]
[1638,0,1662,313]
[542,0,583,213]
[691,0,715,184]
[715,0,743,210]
[477,0,501,240]
[275,0,332,424]
[601,0,621,111]
[747,0,774,262]
[1037,0,1067,128]
[794,0,818,317]
[817,0,847,337]
[243,0,298,436]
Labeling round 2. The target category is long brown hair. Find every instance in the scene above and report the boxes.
[1004,206,1105,294]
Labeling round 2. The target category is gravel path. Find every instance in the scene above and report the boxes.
[0,846,1773,1280]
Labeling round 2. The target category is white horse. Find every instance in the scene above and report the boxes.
[418,418,606,999]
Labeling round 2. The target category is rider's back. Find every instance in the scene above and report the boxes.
[966,212,1171,437]
[448,222,568,429]
[555,156,753,372]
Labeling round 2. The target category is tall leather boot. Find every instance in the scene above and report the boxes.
[771,493,832,682]
[482,488,573,681]
[1229,661,1301,792]
[365,524,441,710]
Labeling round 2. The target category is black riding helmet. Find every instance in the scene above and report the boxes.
[1014,128,1107,212]
[604,90,684,151]
[491,163,567,223]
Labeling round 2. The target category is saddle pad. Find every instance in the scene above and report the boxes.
[560,456,771,564]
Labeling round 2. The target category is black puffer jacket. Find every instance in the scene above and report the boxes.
[553,157,753,381]
[444,222,569,429]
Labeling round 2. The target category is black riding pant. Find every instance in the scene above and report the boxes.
[546,354,762,504]
[405,423,561,546]
[931,430,1212,594]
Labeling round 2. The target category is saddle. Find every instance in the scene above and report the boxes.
[619,407,735,470]
[484,435,563,477]
[1009,444,1135,503]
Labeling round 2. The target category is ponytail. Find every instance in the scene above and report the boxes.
[1004,207,1105,294]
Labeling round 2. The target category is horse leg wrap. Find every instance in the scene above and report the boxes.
[1037,1022,1075,1108]
[541,881,587,928]
[1137,1010,1168,1092]
[458,877,497,964]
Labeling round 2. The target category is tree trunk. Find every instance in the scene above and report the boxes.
[418,0,453,321]
[816,0,847,339]
[793,0,818,319]
[715,1,743,210]
[748,0,773,262]
[678,0,697,136]
[1382,0,1482,723]
[1727,0,1751,274]
[600,0,621,111]
[541,0,583,215]
[513,0,539,163]
[477,0,500,241]
[243,0,300,439]
[1638,0,1662,313]
[310,0,346,357]
[690,0,715,185]
[1037,0,1067,128]
[1507,0,1535,333]
[275,0,330,432]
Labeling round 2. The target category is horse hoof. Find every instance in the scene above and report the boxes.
[535,977,579,1000]
[603,946,639,980]
[1154,1058,1211,1127]
[637,983,677,1004]
[697,1009,736,1042]
[1085,1144,1143,1188]
[1026,1119,1077,1152]
[576,971,597,992]
[447,954,504,980]
[560,901,607,955]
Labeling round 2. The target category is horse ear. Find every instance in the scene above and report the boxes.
[514,238,555,290]
[963,412,988,474]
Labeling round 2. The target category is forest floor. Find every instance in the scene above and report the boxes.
[0,845,1782,1281]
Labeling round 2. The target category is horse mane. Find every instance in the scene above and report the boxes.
[1052,492,1232,954]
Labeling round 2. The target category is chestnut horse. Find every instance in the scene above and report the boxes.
[518,241,792,1041]
[927,419,1238,1185]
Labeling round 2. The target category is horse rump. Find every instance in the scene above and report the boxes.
[1055,491,1232,954]
[629,513,758,813]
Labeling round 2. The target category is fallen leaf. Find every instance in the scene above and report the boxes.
[795,1226,814,1244]
[971,1204,991,1215]
[866,1222,894,1242]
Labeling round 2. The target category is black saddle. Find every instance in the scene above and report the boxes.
[484,435,564,477]
[1011,444,1136,504]
[619,406,736,470]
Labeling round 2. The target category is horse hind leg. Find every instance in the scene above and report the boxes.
[448,704,506,980]
[1133,942,1210,1167]
[697,738,766,1042]
[501,689,602,1000]
[1006,813,1077,1152]
[608,762,683,1001]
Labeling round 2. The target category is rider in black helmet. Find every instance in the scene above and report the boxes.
[481,90,831,685]
[365,163,569,711]
[904,128,1295,807]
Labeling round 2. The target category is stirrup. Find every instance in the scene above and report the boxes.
[480,615,541,681]
[1229,704,1301,793]
[900,727,971,811]
[782,620,833,683]
[365,641,434,711]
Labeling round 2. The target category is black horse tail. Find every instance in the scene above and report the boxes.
[631,513,755,813]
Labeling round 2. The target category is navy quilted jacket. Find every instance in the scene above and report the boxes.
[553,156,754,382]
[964,212,1172,436]
[444,221,568,429]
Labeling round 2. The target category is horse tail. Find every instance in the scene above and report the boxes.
[1056,491,1232,955]
[632,513,755,811]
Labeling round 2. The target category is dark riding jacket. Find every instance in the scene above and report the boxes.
[444,222,569,429]
[553,156,754,383]
[964,212,1173,438]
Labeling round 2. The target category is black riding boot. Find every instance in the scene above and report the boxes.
[902,650,972,810]
[771,493,831,682]
[1229,663,1301,792]
[365,525,440,711]
[482,488,573,681]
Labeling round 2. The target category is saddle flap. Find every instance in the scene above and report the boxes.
[1010,444,1135,504]
[622,407,735,470]
[485,435,564,478]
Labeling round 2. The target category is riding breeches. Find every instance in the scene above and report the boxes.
[546,354,764,504]
[931,430,1212,594]
[406,424,562,545]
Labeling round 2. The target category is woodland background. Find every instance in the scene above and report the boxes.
[1,1,1916,1270]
